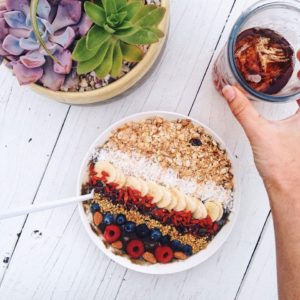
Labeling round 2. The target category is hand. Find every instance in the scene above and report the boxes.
[222,85,300,198]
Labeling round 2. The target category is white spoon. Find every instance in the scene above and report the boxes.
[0,191,94,220]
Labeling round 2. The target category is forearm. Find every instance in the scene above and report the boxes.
[267,186,300,300]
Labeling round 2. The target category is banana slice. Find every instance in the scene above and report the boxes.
[193,201,208,219]
[139,179,149,197]
[147,181,163,203]
[171,188,187,212]
[185,196,199,213]
[211,200,224,221]
[125,176,142,191]
[114,168,126,188]
[157,188,172,209]
[204,201,222,222]
[94,161,117,183]
[166,193,178,211]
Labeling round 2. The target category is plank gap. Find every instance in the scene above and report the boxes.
[234,210,272,300]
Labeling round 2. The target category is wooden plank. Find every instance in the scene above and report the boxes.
[0,0,242,298]
[237,215,277,300]
[0,66,70,281]
[113,0,299,299]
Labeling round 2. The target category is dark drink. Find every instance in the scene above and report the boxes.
[234,28,294,94]
[212,0,300,102]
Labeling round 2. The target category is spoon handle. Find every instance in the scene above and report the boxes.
[0,192,94,220]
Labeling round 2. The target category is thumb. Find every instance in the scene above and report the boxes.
[222,85,267,140]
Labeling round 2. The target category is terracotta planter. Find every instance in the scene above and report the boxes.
[1,0,170,105]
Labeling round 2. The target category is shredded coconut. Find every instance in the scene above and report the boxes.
[91,148,234,210]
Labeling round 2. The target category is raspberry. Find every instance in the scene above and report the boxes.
[126,240,145,259]
[155,246,174,263]
[104,225,121,243]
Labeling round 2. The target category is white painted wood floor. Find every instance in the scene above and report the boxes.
[0,1,297,299]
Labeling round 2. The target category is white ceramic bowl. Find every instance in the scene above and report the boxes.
[77,111,240,274]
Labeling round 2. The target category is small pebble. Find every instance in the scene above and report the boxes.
[80,78,88,88]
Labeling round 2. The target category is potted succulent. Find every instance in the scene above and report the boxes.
[0,0,169,104]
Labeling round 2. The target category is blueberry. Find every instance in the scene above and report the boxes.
[161,235,171,245]
[145,241,157,252]
[103,213,114,225]
[136,224,150,238]
[116,214,126,225]
[171,240,183,251]
[150,228,162,241]
[124,221,136,233]
[198,228,207,236]
[177,226,188,234]
[189,138,202,146]
[182,245,193,256]
[90,203,100,213]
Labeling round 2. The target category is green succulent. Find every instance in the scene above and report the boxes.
[72,0,166,79]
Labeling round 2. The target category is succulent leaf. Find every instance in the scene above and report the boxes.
[146,27,164,38]
[107,11,127,28]
[53,49,72,75]
[136,7,166,27]
[119,28,159,45]
[20,50,46,68]
[72,36,99,62]
[77,40,111,74]
[84,2,106,27]
[36,0,51,20]
[5,0,29,15]
[2,35,24,55]
[49,27,75,49]
[111,41,123,77]
[3,11,28,29]
[120,42,143,62]
[87,25,110,50]
[120,2,143,20]
[95,41,115,79]
[130,5,156,23]
[40,57,65,90]
[114,27,138,37]
[116,21,134,30]
[51,0,82,32]
[13,61,43,85]
[102,0,117,15]
[103,24,116,34]
[115,0,127,10]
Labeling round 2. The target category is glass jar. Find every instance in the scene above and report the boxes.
[213,0,300,102]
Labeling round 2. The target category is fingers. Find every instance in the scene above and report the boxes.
[294,99,300,117]
[222,85,267,140]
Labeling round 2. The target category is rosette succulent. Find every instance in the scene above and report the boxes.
[0,0,92,90]
[72,0,166,79]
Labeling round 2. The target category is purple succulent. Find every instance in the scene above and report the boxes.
[0,0,92,90]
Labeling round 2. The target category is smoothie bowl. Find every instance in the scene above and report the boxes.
[77,111,240,274]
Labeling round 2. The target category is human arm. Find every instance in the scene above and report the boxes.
[222,85,300,300]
